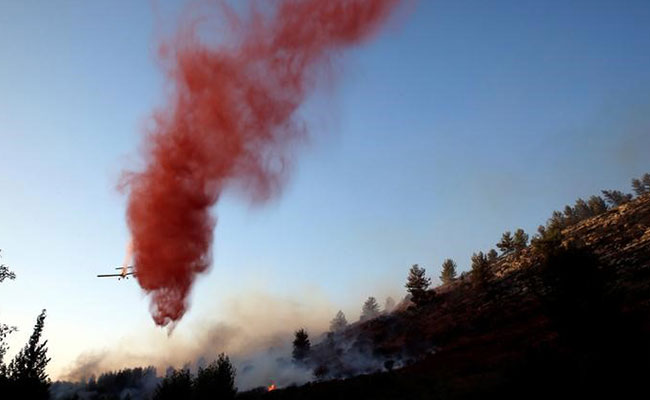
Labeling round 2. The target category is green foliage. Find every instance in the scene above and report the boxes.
[292,329,311,363]
[547,211,565,230]
[601,190,632,207]
[541,187,631,236]
[405,265,431,306]
[573,198,592,219]
[631,173,650,196]
[632,178,644,195]
[496,231,515,254]
[487,249,498,263]
[360,296,381,321]
[329,310,348,332]
[193,353,237,400]
[513,229,529,251]
[531,224,563,258]
[471,252,490,288]
[439,259,457,284]
[587,195,608,215]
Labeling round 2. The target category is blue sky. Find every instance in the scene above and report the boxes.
[1,0,650,378]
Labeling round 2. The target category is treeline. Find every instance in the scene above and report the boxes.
[286,172,650,383]
[52,367,158,400]
[52,355,237,400]
[154,353,236,400]
[539,172,649,238]
[0,256,51,400]
[418,171,650,292]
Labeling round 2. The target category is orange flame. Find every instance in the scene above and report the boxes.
[267,383,276,391]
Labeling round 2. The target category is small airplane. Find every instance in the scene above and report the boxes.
[97,265,136,280]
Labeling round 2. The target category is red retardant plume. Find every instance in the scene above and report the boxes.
[124,0,400,326]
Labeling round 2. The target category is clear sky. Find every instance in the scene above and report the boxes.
[1,0,650,379]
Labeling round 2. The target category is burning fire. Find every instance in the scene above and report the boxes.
[267,383,276,392]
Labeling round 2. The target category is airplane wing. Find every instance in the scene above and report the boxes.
[97,272,136,278]
[114,265,134,270]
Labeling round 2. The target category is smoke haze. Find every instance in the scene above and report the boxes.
[59,291,335,388]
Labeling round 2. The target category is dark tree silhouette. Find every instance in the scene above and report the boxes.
[193,353,236,400]
[439,259,457,284]
[292,329,311,363]
[574,198,593,219]
[471,252,490,288]
[513,229,529,252]
[562,205,577,225]
[496,231,515,254]
[405,264,431,306]
[0,323,16,374]
[548,210,566,230]
[644,173,650,192]
[313,364,329,380]
[329,310,348,332]
[0,265,16,284]
[601,190,633,207]
[360,297,380,321]
[7,309,50,399]
[68,366,158,399]
[631,173,650,196]
[587,195,608,215]
[154,368,191,400]
[487,249,498,263]
[0,251,17,376]
[532,224,563,256]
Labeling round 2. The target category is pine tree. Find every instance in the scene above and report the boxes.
[0,266,16,284]
[292,329,311,363]
[643,173,650,192]
[632,173,650,196]
[7,309,50,399]
[563,205,578,225]
[632,179,645,196]
[497,231,515,254]
[439,259,457,284]
[153,368,192,400]
[587,195,608,215]
[487,249,499,263]
[574,198,592,219]
[360,297,380,321]
[471,252,490,288]
[548,211,566,230]
[193,353,236,400]
[329,310,348,332]
[405,265,431,306]
[0,324,16,373]
[513,229,529,251]
[601,190,632,207]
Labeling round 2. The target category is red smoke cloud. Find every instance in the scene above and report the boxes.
[124,0,400,326]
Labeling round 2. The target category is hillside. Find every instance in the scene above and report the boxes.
[241,194,650,399]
